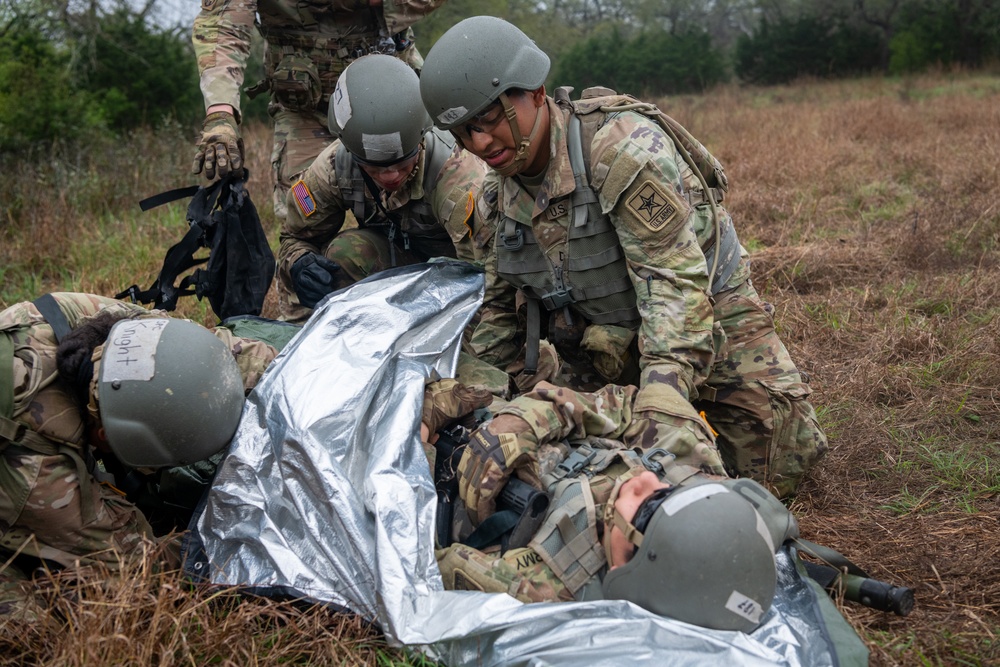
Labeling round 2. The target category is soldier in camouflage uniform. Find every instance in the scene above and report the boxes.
[276,54,487,322]
[420,17,827,498]
[191,0,446,217]
[434,381,794,632]
[0,293,492,616]
[0,294,278,616]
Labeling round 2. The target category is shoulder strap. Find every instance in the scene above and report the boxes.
[139,185,200,212]
[421,131,457,192]
[0,331,14,422]
[33,294,71,342]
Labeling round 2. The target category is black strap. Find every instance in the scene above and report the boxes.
[524,298,541,375]
[139,185,200,212]
[358,168,405,267]
[33,294,72,342]
[463,509,520,550]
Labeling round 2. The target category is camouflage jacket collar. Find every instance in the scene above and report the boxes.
[499,97,576,222]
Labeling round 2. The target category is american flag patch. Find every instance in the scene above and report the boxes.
[291,179,316,217]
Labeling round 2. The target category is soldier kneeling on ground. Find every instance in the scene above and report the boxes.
[276,54,487,322]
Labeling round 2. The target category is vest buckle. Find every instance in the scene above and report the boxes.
[500,227,523,250]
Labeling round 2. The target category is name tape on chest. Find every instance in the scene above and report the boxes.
[544,199,569,221]
[625,179,681,233]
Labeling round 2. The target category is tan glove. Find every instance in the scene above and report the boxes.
[457,415,542,525]
[192,111,244,180]
[421,379,493,435]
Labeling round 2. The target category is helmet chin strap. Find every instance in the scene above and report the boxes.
[602,467,646,568]
[495,91,546,177]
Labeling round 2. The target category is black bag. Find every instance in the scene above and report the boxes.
[118,170,275,321]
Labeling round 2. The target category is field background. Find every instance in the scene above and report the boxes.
[1,70,999,665]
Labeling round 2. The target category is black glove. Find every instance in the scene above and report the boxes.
[290,253,341,308]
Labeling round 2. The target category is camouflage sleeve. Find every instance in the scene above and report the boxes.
[277,142,349,295]
[467,178,522,368]
[192,0,257,115]
[382,0,449,35]
[590,113,715,402]
[430,147,485,263]
[210,327,278,394]
[496,382,640,446]
[51,293,152,327]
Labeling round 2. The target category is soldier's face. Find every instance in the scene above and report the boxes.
[453,87,550,176]
[358,154,419,192]
[608,471,671,569]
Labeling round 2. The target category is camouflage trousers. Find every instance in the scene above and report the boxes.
[695,278,827,497]
[269,105,334,221]
[437,543,573,604]
[277,228,426,322]
[0,449,155,569]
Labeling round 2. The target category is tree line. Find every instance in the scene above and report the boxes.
[1,0,998,150]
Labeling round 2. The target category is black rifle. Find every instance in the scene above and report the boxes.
[433,424,550,552]
[433,423,470,548]
[801,559,915,617]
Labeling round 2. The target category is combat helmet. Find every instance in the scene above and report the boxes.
[420,16,550,176]
[602,479,780,633]
[97,318,245,468]
[328,54,431,165]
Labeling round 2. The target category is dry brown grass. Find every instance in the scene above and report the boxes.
[0,542,406,666]
[665,71,1000,665]
[2,70,999,665]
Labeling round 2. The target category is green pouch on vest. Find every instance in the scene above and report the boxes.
[271,54,322,111]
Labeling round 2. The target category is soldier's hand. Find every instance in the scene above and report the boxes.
[422,379,493,435]
[290,252,341,308]
[192,111,244,180]
[457,415,541,525]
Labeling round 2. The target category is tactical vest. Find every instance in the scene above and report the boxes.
[528,443,797,602]
[251,3,411,110]
[494,88,744,371]
[0,296,103,525]
[528,444,703,600]
[334,129,459,262]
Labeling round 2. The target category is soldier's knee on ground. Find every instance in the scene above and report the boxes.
[706,379,828,499]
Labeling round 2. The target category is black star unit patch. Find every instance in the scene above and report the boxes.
[626,180,680,232]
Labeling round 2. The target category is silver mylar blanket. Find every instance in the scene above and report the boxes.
[191,261,860,667]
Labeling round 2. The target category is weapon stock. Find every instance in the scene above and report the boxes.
[801,560,915,616]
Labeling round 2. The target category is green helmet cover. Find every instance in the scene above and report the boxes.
[602,481,779,633]
[98,318,245,468]
[328,54,431,164]
[420,16,550,130]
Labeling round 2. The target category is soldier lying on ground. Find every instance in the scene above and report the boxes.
[191,0,445,217]
[419,17,827,498]
[0,293,491,617]
[276,54,488,322]
[433,381,795,633]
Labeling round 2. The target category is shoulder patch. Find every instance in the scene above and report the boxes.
[625,179,680,233]
[462,191,475,235]
[290,179,316,217]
